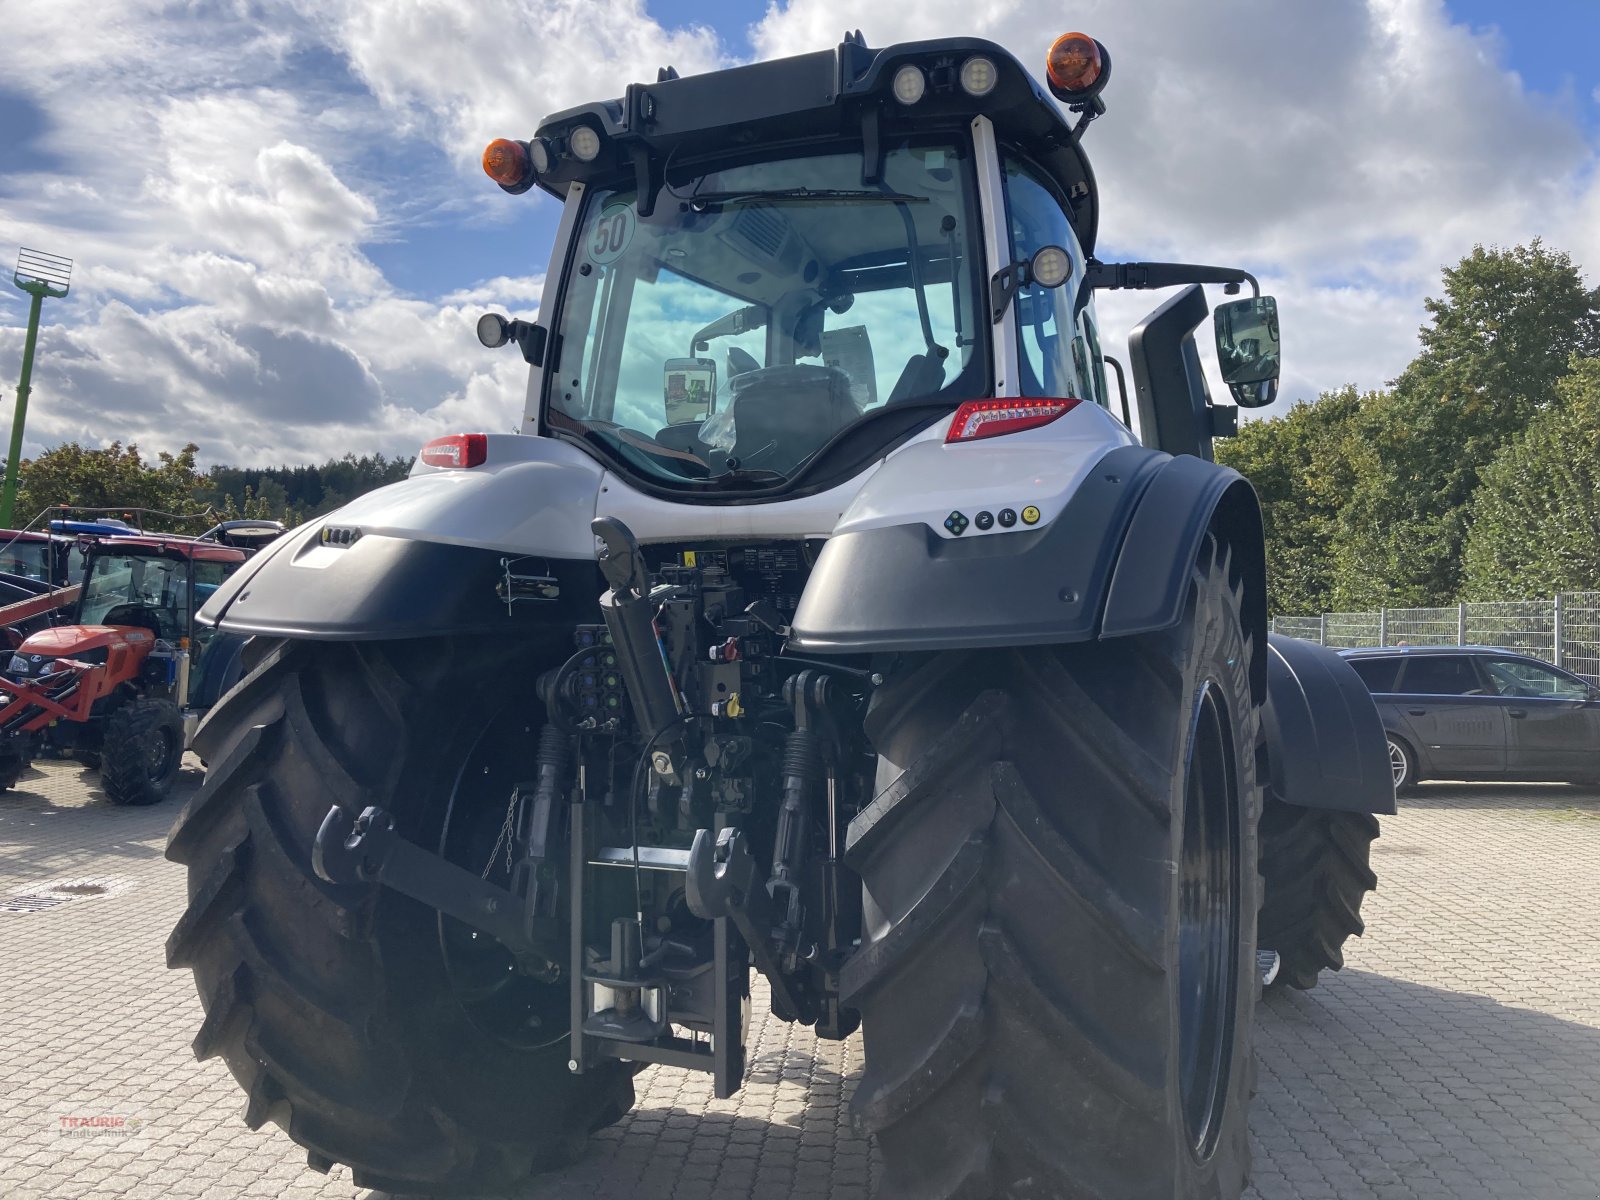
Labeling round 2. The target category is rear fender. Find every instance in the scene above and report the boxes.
[1263,634,1396,815]
[790,407,1265,664]
[198,435,606,640]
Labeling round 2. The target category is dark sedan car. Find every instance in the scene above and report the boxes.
[1339,645,1600,791]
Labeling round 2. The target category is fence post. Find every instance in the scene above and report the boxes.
[1379,608,1388,647]
[1457,603,1467,646]
[1554,594,1564,667]
[1319,614,1327,646]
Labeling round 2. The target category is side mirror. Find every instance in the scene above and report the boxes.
[663,357,717,425]
[1212,295,1280,407]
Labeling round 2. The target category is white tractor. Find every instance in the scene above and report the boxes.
[166,30,1391,1199]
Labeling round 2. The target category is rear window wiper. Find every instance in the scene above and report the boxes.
[690,188,929,209]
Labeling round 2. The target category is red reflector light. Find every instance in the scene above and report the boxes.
[946,398,1081,443]
[421,433,488,468]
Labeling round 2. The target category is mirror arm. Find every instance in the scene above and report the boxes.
[691,305,764,354]
[1086,260,1259,298]
[511,321,547,366]
[989,262,1027,323]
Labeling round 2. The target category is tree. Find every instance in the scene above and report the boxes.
[10,442,213,530]
[1330,241,1600,607]
[1217,386,1370,616]
[198,452,412,525]
[1461,357,1600,598]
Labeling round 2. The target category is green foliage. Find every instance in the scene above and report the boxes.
[10,442,213,530]
[1328,241,1600,607]
[199,453,413,525]
[1217,386,1369,615]
[1228,241,1600,613]
[1461,358,1600,598]
[1,443,413,533]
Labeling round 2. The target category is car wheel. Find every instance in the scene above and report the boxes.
[1387,735,1417,796]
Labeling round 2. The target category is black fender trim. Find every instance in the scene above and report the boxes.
[1101,454,1267,700]
[1263,634,1396,815]
[787,445,1170,654]
[200,522,598,640]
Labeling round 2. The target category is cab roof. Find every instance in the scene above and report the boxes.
[531,34,1101,256]
[93,534,246,563]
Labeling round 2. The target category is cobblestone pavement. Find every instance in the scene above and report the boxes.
[2,760,1598,1199]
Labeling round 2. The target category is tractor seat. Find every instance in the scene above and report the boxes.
[729,364,859,474]
[100,603,168,640]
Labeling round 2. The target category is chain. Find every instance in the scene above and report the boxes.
[481,788,520,880]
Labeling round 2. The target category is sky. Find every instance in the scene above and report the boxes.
[1,0,1598,467]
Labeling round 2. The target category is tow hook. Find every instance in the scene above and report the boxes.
[685,825,817,1025]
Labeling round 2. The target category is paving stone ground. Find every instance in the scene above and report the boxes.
[2,759,1597,1199]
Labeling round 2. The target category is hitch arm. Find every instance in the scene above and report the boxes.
[313,805,556,964]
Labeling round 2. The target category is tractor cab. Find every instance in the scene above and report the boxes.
[0,534,247,804]
[73,536,239,640]
[0,529,86,589]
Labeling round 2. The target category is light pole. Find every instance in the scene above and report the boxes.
[3,247,73,528]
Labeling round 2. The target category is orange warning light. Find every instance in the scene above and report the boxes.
[482,139,530,189]
[1046,32,1103,97]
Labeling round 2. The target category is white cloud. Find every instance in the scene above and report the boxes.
[291,0,728,166]
[1,0,1598,473]
[756,0,1600,411]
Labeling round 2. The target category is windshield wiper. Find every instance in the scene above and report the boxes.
[689,187,929,209]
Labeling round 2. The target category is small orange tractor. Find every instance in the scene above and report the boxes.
[0,533,248,803]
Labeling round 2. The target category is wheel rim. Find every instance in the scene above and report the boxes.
[1388,739,1407,788]
[144,724,177,780]
[436,704,568,1050]
[1177,680,1240,1160]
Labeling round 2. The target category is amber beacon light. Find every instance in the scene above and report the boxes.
[482,138,532,191]
[1045,32,1109,102]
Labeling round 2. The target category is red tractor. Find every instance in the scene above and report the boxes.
[0,534,248,803]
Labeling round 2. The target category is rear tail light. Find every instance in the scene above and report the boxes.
[946,398,1081,443]
[421,433,488,468]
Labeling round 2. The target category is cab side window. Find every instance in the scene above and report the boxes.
[1001,157,1085,400]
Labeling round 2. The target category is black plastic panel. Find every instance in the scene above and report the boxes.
[1101,456,1255,638]
[1263,634,1396,815]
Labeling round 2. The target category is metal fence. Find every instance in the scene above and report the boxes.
[1269,592,1600,684]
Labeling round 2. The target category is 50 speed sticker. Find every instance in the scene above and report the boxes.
[587,204,635,265]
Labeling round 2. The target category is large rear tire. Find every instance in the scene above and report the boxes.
[164,639,634,1194]
[845,534,1262,1200]
[1257,799,1379,991]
